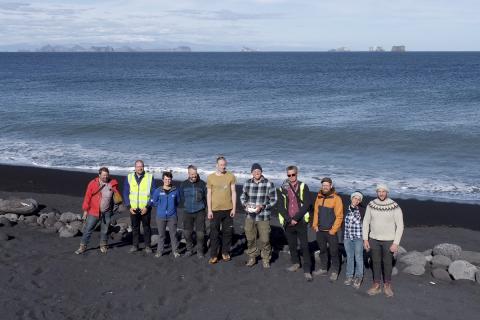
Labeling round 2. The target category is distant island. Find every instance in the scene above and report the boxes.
[329,45,406,52]
[24,44,192,53]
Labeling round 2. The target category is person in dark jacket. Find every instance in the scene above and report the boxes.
[277,165,313,281]
[150,171,181,258]
[180,165,207,258]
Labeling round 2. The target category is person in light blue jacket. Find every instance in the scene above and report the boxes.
[149,171,182,258]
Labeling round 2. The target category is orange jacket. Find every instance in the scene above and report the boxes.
[312,189,343,233]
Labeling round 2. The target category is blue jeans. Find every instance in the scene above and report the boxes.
[344,238,364,278]
[80,212,112,246]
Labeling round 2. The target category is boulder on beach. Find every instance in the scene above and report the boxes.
[59,224,78,238]
[54,221,64,232]
[459,251,480,266]
[392,266,399,276]
[399,251,427,266]
[432,268,452,282]
[69,221,84,233]
[151,234,160,247]
[0,198,38,215]
[433,243,462,261]
[37,213,49,226]
[431,255,452,269]
[25,215,37,224]
[0,217,12,227]
[422,249,433,256]
[59,212,81,223]
[3,213,19,223]
[44,217,57,228]
[448,260,478,281]
[403,264,426,276]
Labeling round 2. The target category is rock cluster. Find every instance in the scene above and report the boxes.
[397,242,480,284]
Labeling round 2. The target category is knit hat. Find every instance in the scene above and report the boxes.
[376,183,390,193]
[251,163,263,172]
[321,177,333,184]
[350,191,364,202]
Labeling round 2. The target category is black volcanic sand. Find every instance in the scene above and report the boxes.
[1,164,480,320]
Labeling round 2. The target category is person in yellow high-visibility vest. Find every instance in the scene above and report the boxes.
[123,160,156,253]
[277,165,313,281]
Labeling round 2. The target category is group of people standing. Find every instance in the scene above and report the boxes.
[76,157,404,297]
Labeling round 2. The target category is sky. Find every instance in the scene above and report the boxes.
[0,0,479,51]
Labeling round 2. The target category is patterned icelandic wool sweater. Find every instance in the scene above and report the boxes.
[362,198,404,245]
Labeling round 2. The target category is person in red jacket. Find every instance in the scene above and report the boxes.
[75,167,122,254]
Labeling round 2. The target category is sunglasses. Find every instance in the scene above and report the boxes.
[287,173,297,177]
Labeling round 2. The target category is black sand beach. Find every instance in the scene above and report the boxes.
[1,164,480,320]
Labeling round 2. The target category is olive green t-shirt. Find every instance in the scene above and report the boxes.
[207,172,236,211]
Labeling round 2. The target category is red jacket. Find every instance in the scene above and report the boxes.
[82,177,120,217]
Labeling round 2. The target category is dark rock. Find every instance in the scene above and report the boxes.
[433,243,462,261]
[37,213,49,226]
[459,251,480,266]
[3,213,19,222]
[431,255,452,269]
[448,260,477,281]
[476,271,480,285]
[59,212,81,223]
[25,216,37,224]
[0,217,11,227]
[59,225,78,238]
[399,251,426,266]
[69,221,84,234]
[431,268,452,282]
[53,221,64,232]
[0,198,38,215]
[44,217,57,228]
[403,264,425,276]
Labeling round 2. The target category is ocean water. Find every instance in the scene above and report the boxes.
[0,52,479,203]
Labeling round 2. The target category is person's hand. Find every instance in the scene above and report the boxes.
[208,211,213,220]
[255,205,262,213]
[82,211,88,221]
[290,220,298,226]
[328,229,336,236]
[313,226,319,232]
[363,240,370,251]
[390,243,399,254]
[230,209,235,218]
[129,208,136,215]
[140,207,148,215]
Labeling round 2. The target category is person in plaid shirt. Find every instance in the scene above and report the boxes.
[343,191,365,289]
[240,163,277,268]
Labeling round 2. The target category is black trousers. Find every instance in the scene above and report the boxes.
[285,220,311,272]
[130,209,152,248]
[370,239,394,283]
[209,210,234,258]
[316,230,340,272]
[183,210,206,252]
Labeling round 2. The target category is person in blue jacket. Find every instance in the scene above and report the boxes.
[149,171,181,258]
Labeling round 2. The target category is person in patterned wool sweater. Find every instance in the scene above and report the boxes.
[363,184,404,298]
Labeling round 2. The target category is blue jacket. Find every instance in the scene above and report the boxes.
[149,186,181,218]
[123,172,156,209]
[180,178,207,213]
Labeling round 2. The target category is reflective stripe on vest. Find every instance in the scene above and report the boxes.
[278,182,310,225]
[128,172,153,209]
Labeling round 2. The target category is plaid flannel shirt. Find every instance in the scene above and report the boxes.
[344,206,363,240]
[240,176,277,221]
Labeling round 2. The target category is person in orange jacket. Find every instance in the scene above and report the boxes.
[311,177,344,281]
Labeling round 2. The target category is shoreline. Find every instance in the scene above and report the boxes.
[1,164,479,230]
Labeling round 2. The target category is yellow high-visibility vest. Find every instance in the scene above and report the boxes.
[278,182,310,225]
[128,172,153,209]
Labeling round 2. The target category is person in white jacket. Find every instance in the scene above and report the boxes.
[363,184,404,298]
